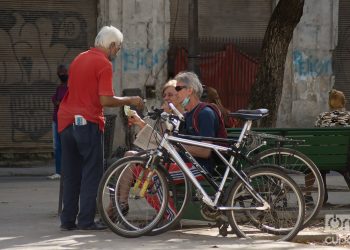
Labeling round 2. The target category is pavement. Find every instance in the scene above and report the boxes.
[0,164,350,249]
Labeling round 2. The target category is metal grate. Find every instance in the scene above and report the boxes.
[171,38,259,113]
[0,0,97,154]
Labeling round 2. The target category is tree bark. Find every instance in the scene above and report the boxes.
[249,0,305,127]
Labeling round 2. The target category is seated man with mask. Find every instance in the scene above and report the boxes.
[174,71,226,174]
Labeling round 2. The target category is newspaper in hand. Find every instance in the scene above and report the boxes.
[133,124,161,150]
[124,105,137,117]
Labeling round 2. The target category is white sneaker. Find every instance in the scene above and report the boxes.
[48,173,61,180]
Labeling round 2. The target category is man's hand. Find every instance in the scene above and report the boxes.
[128,96,144,110]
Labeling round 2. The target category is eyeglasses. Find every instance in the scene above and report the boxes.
[175,86,187,92]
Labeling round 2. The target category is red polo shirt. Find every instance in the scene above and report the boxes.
[58,48,115,132]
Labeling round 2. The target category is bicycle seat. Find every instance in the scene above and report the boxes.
[228,108,269,121]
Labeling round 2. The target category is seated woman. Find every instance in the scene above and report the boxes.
[310,89,350,204]
[107,80,192,220]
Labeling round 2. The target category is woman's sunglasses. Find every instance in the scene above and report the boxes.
[175,86,187,92]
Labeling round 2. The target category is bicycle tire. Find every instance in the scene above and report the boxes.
[252,148,324,227]
[225,165,305,241]
[132,151,192,235]
[148,168,191,235]
[97,156,169,238]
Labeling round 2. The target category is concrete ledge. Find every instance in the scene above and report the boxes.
[294,230,336,243]
[0,165,54,177]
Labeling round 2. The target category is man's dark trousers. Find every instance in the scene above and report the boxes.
[60,122,103,228]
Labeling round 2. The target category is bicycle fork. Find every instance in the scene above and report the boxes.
[131,153,161,198]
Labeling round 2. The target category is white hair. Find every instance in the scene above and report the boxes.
[94,26,124,49]
[174,71,203,98]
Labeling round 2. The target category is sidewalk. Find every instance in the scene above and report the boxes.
[0,176,347,250]
[0,164,350,248]
[1,165,350,216]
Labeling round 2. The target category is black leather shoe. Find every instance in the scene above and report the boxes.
[60,224,77,231]
[78,221,108,231]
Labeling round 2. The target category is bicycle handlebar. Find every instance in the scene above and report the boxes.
[168,102,184,121]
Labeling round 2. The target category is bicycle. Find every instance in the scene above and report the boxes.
[98,106,305,241]
[147,113,324,230]
[223,129,324,228]
[247,133,324,228]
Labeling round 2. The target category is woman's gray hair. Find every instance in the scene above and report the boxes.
[94,26,124,49]
[174,71,203,98]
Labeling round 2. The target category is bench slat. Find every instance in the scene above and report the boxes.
[227,127,350,174]
[290,145,348,154]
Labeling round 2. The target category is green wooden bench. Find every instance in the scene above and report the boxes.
[227,127,350,203]
[226,127,350,188]
[180,127,350,221]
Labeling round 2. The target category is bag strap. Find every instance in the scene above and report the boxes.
[192,102,223,134]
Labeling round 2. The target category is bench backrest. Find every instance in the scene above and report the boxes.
[227,127,350,172]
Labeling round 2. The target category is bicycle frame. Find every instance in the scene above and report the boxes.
[154,118,270,211]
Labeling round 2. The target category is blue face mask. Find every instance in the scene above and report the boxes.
[181,96,190,107]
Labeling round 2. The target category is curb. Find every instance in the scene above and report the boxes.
[0,166,54,177]
[294,231,336,243]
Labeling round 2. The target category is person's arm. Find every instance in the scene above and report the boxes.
[99,95,144,110]
[183,142,212,158]
[98,65,144,109]
[127,112,147,128]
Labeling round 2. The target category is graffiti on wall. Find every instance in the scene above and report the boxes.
[293,49,332,80]
[0,10,88,143]
[121,47,167,72]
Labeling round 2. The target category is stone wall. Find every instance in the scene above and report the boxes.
[97,0,339,150]
[277,0,339,127]
[98,0,170,150]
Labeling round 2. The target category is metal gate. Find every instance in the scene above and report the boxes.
[0,0,97,156]
[173,41,259,112]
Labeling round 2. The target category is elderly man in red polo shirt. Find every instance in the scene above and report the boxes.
[58,25,143,231]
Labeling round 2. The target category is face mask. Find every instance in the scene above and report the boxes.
[58,74,68,83]
[181,96,190,107]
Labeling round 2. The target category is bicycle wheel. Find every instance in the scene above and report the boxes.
[134,151,192,235]
[226,166,305,241]
[97,156,169,237]
[131,150,193,235]
[148,162,191,235]
[253,148,324,227]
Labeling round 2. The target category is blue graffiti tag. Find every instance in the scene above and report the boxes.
[293,50,332,77]
[121,47,166,72]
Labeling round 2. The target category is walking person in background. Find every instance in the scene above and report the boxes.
[58,25,144,231]
[49,64,68,180]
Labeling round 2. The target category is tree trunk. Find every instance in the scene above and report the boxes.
[249,0,305,127]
